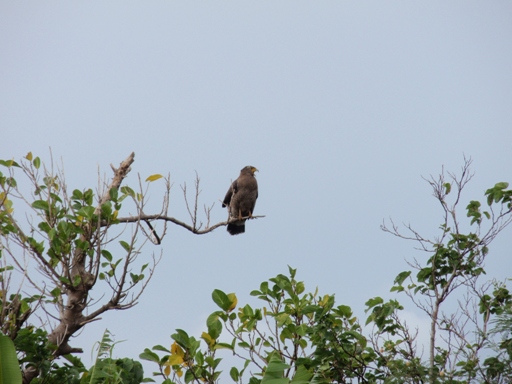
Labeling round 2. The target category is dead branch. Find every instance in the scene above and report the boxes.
[115,214,265,235]
[94,152,135,216]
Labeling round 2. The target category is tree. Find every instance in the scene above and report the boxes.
[0,152,256,383]
[382,159,512,382]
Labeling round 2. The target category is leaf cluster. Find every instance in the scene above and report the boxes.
[141,267,418,383]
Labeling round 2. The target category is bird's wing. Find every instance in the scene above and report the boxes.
[222,179,238,207]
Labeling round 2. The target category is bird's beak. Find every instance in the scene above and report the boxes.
[252,167,259,174]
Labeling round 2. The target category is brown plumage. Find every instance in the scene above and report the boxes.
[222,166,258,235]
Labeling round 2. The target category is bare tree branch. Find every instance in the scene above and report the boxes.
[115,213,265,235]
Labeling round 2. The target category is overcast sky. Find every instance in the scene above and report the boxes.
[1,1,512,377]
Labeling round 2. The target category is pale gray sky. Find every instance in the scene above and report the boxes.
[1,1,511,376]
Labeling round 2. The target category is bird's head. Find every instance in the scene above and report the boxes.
[242,166,258,176]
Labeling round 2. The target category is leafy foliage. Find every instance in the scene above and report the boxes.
[141,267,411,383]
[0,152,160,382]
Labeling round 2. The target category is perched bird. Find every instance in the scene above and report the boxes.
[222,166,258,235]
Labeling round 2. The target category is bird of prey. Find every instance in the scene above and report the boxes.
[222,166,258,235]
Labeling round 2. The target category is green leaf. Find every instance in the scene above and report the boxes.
[4,177,17,188]
[296,281,305,295]
[83,189,94,205]
[394,271,411,286]
[0,334,23,384]
[287,265,297,279]
[365,297,383,310]
[195,350,204,366]
[19,299,30,314]
[119,240,131,252]
[71,189,83,200]
[101,250,113,262]
[261,354,291,383]
[171,329,190,349]
[139,349,160,363]
[290,365,313,383]
[207,312,223,339]
[486,191,494,206]
[485,182,510,205]
[33,157,41,169]
[335,305,353,318]
[214,342,233,350]
[230,367,240,382]
[276,313,290,327]
[38,221,51,234]
[27,237,45,254]
[31,200,49,211]
[130,273,140,284]
[152,345,170,353]
[72,275,82,287]
[416,267,432,283]
[109,187,118,201]
[101,201,112,217]
[242,304,254,317]
[120,186,135,198]
[50,287,61,298]
[238,341,250,349]
[212,289,231,311]
[78,206,95,220]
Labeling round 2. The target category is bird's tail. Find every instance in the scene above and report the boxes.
[227,222,245,235]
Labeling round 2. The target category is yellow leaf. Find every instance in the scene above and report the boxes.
[0,194,14,214]
[113,210,118,220]
[319,294,330,307]
[25,152,33,161]
[145,174,163,182]
[170,342,185,357]
[201,332,215,348]
[176,368,183,378]
[164,365,171,376]
[227,293,238,312]
[167,354,184,366]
